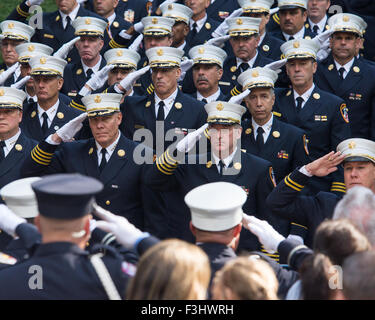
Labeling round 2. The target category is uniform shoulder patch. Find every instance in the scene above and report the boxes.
[121,261,136,277]
[340,103,349,123]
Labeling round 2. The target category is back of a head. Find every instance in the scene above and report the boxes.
[333,186,375,246]
[343,251,375,300]
[212,256,279,300]
[299,253,338,300]
[313,219,371,266]
[127,239,211,300]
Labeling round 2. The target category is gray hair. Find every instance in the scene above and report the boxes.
[333,186,375,245]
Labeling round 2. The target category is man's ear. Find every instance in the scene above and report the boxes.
[189,221,197,236]
[34,215,41,233]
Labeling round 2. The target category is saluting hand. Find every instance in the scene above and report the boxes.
[305,151,345,177]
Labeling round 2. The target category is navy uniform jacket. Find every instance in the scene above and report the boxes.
[61,58,107,98]
[266,12,282,33]
[206,0,240,23]
[259,32,284,61]
[270,27,316,42]
[7,1,104,64]
[221,54,274,96]
[185,18,220,49]
[120,89,207,150]
[20,101,82,142]
[273,86,351,195]
[305,19,330,35]
[0,132,37,190]
[266,168,340,247]
[102,16,132,55]
[145,148,289,252]
[315,55,375,139]
[0,242,131,300]
[241,117,310,184]
[20,134,154,230]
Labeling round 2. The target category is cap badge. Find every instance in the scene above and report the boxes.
[40,57,47,64]
[216,103,224,111]
[0,89,4,96]
[152,18,158,24]
[85,18,91,25]
[252,70,259,77]
[348,141,356,149]
[7,23,14,29]
[116,50,123,57]
[198,47,205,54]
[94,95,102,103]
[157,49,163,56]
[343,15,349,22]
[236,18,243,25]
[293,41,300,48]
[168,4,173,9]
[28,45,35,52]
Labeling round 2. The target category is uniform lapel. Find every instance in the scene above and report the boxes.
[336,58,363,97]
[99,134,129,185]
[83,139,100,178]
[47,102,67,136]
[0,134,27,178]
[318,55,342,92]
[73,61,87,92]
[164,90,185,132]
[27,103,44,141]
[298,87,321,122]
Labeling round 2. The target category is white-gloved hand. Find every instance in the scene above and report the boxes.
[264,58,287,73]
[93,203,145,249]
[129,34,143,52]
[228,88,251,105]
[82,64,115,92]
[118,65,150,92]
[11,75,31,89]
[243,215,285,253]
[206,35,230,48]
[178,58,193,82]
[211,8,242,38]
[312,29,334,47]
[89,218,97,232]
[55,113,87,142]
[176,123,208,153]
[27,0,44,6]
[0,204,26,237]
[133,21,144,34]
[53,37,80,60]
[0,63,19,86]
[269,7,279,15]
[317,48,330,61]
[286,234,304,245]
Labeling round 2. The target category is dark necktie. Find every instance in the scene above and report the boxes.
[65,16,71,31]
[99,148,107,173]
[338,67,346,80]
[0,141,5,162]
[191,22,198,39]
[313,25,319,35]
[41,112,49,135]
[28,98,34,105]
[86,68,94,79]
[256,127,264,150]
[157,101,165,121]
[219,160,225,176]
[201,98,208,104]
[289,36,295,40]
[240,63,249,72]
[296,96,304,114]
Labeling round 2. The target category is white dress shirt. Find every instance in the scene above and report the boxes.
[308,15,328,35]
[38,99,59,127]
[1,129,21,157]
[60,3,80,29]
[197,88,221,103]
[154,88,179,119]
[82,56,103,77]
[212,148,238,174]
[293,84,315,110]
[236,51,259,69]
[95,130,121,165]
[282,26,305,41]
[190,14,207,33]
[334,57,355,79]
[252,114,273,144]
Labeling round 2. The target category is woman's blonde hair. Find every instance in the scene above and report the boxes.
[213,256,279,300]
[127,239,211,300]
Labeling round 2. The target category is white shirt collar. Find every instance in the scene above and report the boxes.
[252,114,273,143]
[334,57,355,77]
[293,84,315,109]
[190,14,207,32]
[37,99,59,124]
[107,12,116,26]
[308,15,328,34]
[236,51,258,68]
[2,129,21,156]
[176,41,186,51]
[212,147,237,173]
[59,3,80,28]
[82,56,102,76]
[25,91,37,103]
[95,130,121,163]
[282,26,305,41]
[197,88,221,103]
[259,32,266,44]
[154,88,179,118]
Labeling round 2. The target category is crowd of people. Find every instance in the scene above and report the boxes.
[0,0,373,300]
